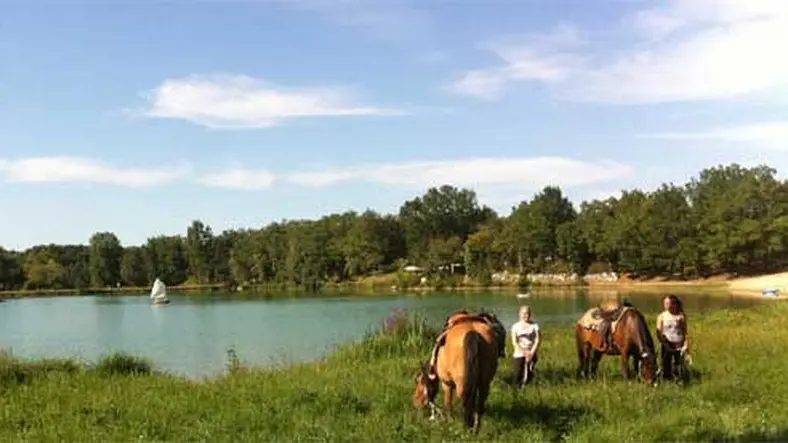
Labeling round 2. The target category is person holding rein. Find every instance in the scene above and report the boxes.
[656,294,690,381]
[511,305,541,387]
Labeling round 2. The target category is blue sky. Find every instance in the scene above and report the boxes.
[2,0,787,250]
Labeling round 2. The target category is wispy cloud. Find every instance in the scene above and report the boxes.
[448,1,788,104]
[644,121,788,150]
[197,156,634,212]
[445,24,585,100]
[197,168,276,190]
[138,74,405,129]
[0,157,190,187]
[274,0,430,41]
[211,156,634,190]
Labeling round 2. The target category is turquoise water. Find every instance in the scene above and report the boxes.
[0,289,763,378]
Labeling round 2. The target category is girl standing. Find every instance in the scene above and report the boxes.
[511,305,541,387]
[656,294,690,381]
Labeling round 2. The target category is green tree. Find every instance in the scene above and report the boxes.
[464,220,504,279]
[0,248,24,290]
[88,232,123,287]
[398,185,495,263]
[120,246,148,286]
[144,236,188,285]
[185,220,215,283]
[23,249,68,289]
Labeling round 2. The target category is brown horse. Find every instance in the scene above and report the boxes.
[575,302,658,385]
[412,312,501,431]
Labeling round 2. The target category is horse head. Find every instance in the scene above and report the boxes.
[480,312,507,353]
[638,349,659,386]
[626,308,659,386]
[412,361,439,409]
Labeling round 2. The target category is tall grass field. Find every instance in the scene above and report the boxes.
[2,302,787,441]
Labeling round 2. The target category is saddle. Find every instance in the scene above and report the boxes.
[428,311,506,374]
[578,302,630,330]
[578,302,634,352]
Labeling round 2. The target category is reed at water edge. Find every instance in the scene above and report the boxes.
[1,301,787,441]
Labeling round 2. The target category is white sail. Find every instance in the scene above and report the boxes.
[150,278,169,303]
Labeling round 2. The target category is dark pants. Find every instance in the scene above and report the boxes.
[513,354,538,386]
[660,344,683,380]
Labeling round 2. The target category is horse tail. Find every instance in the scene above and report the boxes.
[462,330,482,428]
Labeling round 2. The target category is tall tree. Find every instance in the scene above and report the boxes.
[0,248,24,290]
[398,185,495,263]
[185,220,215,284]
[88,232,123,287]
[120,246,149,286]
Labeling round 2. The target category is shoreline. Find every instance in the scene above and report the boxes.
[2,272,783,299]
[0,283,226,299]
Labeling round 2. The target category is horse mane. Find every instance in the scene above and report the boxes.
[627,307,655,353]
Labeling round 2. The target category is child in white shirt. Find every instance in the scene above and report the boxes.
[511,305,541,387]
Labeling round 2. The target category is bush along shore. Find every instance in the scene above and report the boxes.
[1,163,787,296]
[2,302,788,441]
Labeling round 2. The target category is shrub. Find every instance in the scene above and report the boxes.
[91,352,152,376]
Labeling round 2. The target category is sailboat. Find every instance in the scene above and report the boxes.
[150,278,170,305]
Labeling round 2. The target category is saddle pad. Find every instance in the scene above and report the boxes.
[578,306,633,332]
[578,307,603,330]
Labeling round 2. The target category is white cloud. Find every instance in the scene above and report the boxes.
[449,0,788,104]
[140,74,404,129]
[197,168,276,190]
[631,0,788,39]
[0,157,189,187]
[645,121,788,150]
[445,25,584,100]
[282,156,633,189]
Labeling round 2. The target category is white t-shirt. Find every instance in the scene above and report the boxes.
[511,321,539,358]
[658,311,685,344]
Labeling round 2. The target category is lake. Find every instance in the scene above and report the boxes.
[0,289,764,378]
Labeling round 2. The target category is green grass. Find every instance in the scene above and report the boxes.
[2,303,788,441]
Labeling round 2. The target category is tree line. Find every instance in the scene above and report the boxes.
[1,163,786,292]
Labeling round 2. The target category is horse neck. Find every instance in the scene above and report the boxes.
[626,311,652,355]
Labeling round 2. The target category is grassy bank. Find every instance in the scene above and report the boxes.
[2,302,788,441]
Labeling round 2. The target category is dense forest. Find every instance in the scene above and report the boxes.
[1,163,787,292]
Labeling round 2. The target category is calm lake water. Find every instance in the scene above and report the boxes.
[0,289,764,378]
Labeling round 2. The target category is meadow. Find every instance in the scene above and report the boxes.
[1,301,787,442]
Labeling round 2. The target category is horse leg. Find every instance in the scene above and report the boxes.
[575,329,587,378]
[632,352,640,378]
[620,348,632,379]
[588,348,603,378]
[577,340,589,379]
[474,381,490,431]
[441,381,454,417]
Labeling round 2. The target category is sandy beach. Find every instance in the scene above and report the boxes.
[728,272,788,297]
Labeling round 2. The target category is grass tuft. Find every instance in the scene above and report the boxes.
[89,352,153,376]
